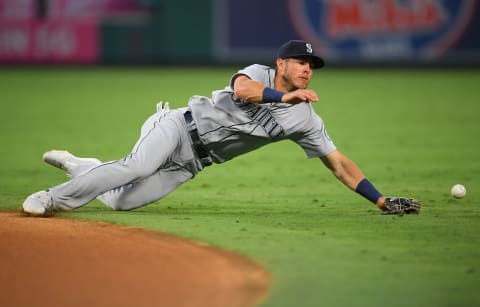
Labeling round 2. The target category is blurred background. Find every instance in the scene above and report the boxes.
[1,0,479,67]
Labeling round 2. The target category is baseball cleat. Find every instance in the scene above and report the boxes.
[22,190,54,217]
[42,150,100,176]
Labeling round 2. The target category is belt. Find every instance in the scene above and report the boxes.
[184,110,212,167]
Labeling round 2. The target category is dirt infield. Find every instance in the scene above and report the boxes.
[0,211,270,307]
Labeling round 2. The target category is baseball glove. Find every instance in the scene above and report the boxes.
[382,197,421,215]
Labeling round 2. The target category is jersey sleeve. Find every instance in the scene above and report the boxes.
[230,64,274,88]
[293,104,337,158]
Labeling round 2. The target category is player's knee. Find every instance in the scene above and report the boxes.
[122,158,158,178]
[133,167,155,178]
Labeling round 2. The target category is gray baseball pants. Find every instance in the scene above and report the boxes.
[50,108,205,211]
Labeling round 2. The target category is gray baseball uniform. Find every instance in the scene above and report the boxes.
[49,64,336,211]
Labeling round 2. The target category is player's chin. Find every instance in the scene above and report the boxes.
[296,79,310,89]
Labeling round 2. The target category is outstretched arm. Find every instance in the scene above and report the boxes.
[320,150,385,209]
[232,75,319,104]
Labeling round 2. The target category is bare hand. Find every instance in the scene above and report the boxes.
[281,89,319,104]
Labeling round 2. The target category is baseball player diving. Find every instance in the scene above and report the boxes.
[22,40,420,216]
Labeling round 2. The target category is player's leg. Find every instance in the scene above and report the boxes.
[42,106,166,179]
[35,105,186,212]
[96,105,197,210]
[23,109,194,214]
[43,150,102,178]
[97,167,192,211]
[42,109,166,178]
[41,152,191,211]
[41,151,189,211]
[50,114,184,210]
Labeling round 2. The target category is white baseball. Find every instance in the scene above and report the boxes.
[451,184,466,199]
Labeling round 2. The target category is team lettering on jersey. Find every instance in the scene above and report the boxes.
[232,94,285,138]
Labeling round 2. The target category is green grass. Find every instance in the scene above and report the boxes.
[1,67,480,307]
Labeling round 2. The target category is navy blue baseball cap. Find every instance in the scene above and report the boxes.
[277,40,325,69]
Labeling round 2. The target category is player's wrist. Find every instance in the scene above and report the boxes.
[355,178,383,204]
[262,87,285,103]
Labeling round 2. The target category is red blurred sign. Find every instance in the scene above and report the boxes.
[288,0,477,60]
[48,0,140,19]
[0,0,35,20]
[0,0,140,20]
[0,20,99,63]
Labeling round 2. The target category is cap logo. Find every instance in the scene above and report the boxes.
[306,43,313,54]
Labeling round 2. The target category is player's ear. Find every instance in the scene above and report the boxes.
[276,58,285,72]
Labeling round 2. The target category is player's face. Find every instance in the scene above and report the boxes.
[279,57,313,90]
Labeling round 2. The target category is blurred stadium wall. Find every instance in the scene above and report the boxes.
[1,0,479,66]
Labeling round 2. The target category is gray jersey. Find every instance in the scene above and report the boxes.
[188,64,336,163]
[35,65,338,214]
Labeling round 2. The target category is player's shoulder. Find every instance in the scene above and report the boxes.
[247,64,272,70]
[235,64,275,86]
[239,64,274,75]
